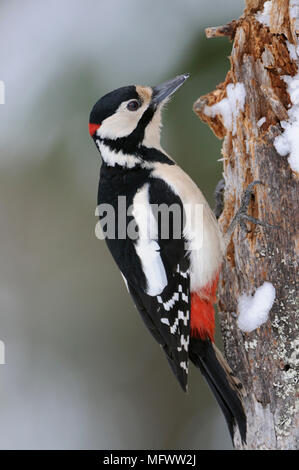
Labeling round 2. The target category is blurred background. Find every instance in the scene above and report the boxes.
[0,0,244,450]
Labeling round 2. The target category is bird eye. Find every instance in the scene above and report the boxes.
[127,100,140,111]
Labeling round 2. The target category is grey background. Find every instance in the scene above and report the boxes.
[0,0,244,449]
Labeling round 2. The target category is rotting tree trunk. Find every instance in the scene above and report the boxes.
[194,0,298,449]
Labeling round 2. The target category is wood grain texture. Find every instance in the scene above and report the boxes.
[194,0,298,449]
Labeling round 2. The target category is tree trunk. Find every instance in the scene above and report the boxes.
[194,0,298,449]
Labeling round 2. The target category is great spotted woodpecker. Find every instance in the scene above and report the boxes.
[89,74,246,442]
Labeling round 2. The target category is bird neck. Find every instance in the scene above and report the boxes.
[93,105,173,169]
[94,137,174,169]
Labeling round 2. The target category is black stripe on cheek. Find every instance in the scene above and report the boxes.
[98,105,174,165]
[100,106,155,155]
[130,105,155,141]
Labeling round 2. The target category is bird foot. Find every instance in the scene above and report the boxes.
[227,181,279,237]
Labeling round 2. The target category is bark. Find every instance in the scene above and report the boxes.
[194,0,298,449]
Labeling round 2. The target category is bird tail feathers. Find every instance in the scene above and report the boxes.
[189,337,247,443]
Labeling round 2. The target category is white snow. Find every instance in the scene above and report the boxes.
[289,1,299,31]
[274,17,299,173]
[257,117,266,127]
[255,1,272,27]
[237,282,276,333]
[286,41,299,61]
[204,82,246,135]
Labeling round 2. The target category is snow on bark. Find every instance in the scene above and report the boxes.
[255,1,273,26]
[274,3,299,173]
[204,83,246,135]
[237,282,276,333]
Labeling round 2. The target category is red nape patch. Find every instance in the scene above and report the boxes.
[191,274,219,341]
[89,123,100,137]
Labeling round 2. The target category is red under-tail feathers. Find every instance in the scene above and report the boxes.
[190,273,219,341]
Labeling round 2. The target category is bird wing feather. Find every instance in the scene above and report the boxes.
[124,177,191,390]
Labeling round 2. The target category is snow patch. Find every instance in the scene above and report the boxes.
[237,282,276,333]
[255,1,272,27]
[289,1,299,31]
[204,82,246,135]
[257,117,266,127]
[286,41,299,61]
[274,29,299,173]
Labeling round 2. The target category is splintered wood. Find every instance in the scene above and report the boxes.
[194,0,299,450]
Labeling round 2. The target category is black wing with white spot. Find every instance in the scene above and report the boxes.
[125,177,191,391]
[127,257,190,391]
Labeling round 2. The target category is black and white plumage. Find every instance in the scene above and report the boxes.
[89,74,247,442]
[97,163,190,390]
[128,261,190,391]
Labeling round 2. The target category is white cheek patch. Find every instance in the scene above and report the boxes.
[97,100,148,140]
[142,107,162,149]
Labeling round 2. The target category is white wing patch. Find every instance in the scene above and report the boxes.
[132,184,167,296]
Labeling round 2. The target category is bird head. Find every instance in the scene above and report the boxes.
[89,74,189,167]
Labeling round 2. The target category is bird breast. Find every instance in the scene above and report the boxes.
[150,163,224,292]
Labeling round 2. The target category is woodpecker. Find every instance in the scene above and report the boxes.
[89,74,246,442]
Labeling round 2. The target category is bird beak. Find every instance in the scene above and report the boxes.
[151,73,190,106]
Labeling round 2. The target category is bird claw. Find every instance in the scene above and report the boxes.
[229,181,279,235]
[239,219,250,234]
[240,213,277,231]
